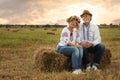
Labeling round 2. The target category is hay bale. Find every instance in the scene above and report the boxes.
[11,29,20,32]
[29,28,34,31]
[44,28,47,30]
[34,48,111,72]
[34,49,71,72]
[7,28,10,31]
[51,28,57,31]
[100,48,112,67]
[47,32,55,35]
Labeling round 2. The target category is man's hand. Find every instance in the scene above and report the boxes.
[81,41,93,48]
[86,42,93,48]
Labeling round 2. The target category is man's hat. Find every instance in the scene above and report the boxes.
[80,10,92,17]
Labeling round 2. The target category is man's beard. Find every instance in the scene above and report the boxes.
[83,18,91,23]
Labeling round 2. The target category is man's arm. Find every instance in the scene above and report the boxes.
[92,25,101,46]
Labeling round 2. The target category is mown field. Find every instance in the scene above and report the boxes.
[0,27,120,80]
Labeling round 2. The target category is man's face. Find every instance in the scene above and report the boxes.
[82,14,92,23]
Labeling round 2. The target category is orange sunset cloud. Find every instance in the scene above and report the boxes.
[0,0,120,25]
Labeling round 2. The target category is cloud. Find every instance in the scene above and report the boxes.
[0,18,8,24]
[112,19,120,25]
[0,0,44,24]
[0,0,119,25]
[56,19,67,25]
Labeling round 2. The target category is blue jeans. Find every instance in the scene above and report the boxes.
[83,43,105,66]
[56,45,83,71]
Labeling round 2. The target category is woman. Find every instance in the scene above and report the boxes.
[56,16,83,74]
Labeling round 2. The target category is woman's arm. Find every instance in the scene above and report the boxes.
[67,42,82,48]
[59,28,69,46]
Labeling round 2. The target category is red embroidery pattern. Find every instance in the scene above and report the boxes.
[62,32,68,37]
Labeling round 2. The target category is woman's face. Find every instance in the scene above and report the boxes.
[82,14,91,23]
[69,20,78,28]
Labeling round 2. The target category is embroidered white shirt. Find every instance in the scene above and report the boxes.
[58,26,80,46]
[78,23,101,46]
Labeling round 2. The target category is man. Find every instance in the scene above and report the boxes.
[79,10,105,71]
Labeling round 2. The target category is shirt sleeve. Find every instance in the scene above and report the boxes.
[60,28,69,46]
[92,25,101,46]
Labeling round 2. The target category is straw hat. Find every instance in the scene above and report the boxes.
[80,10,92,17]
[67,16,80,23]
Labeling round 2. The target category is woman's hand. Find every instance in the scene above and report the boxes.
[67,42,82,48]
[74,44,82,48]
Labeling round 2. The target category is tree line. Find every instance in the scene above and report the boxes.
[0,24,120,28]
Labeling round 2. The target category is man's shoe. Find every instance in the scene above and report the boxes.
[92,65,98,71]
[86,65,91,72]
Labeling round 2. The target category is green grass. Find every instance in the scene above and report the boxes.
[0,27,120,80]
[100,28,120,59]
[0,28,61,48]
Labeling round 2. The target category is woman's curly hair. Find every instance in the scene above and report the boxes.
[66,16,80,23]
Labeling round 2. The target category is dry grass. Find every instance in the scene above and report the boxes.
[0,44,120,80]
[0,28,120,80]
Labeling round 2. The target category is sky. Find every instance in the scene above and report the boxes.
[0,0,120,25]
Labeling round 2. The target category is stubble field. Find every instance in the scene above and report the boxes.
[0,27,120,80]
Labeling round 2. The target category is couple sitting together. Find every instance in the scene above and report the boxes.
[56,10,105,74]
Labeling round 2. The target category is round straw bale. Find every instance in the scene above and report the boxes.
[34,49,71,72]
[34,48,111,72]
